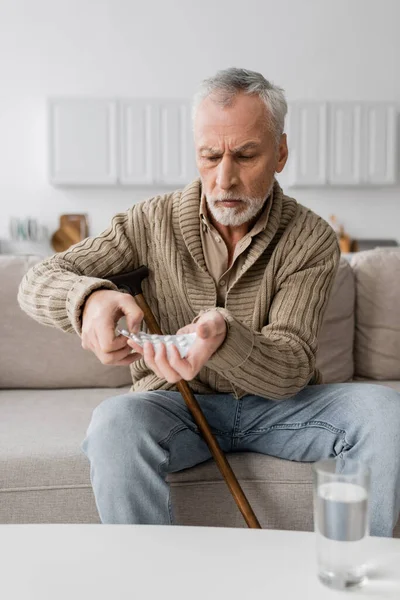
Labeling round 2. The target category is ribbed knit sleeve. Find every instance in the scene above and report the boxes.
[18,209,137,336]
[204,222,340,400]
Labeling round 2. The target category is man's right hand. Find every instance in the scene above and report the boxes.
[81,289,144,366]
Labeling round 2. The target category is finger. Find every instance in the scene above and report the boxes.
[113,352,142,366]
[93,329,130,354]
[85,329,99,353]
[97,325,137,354]
[142,341,178,382]
[95,312,123,352]
[142,341,164,379]
[127,339,144,355]
[153,342,182,383]
[81,323,100,351]
[81,331,93,351]
[119,295,144,333]
[113,333,134,351]
[83,330,127,358]
[97,345,139,366]
[96,295,143,353]
[167,344,195,380]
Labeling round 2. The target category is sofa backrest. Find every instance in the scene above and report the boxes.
[2,250,395,389]
[316,258,355,383]
[351,248,400,380]
[0,255,132,389]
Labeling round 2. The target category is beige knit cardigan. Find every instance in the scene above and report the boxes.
[18,179,339,401]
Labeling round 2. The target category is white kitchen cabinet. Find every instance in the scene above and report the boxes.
[119,100,158,185]
[48,99,396,188]
[329,103,362,185]
[49,98,197,187]
[274,104,291,190]
[328,102,397,185]
[362,104,397,184]
[287,102,328,186]
[119,99,197,186]
[48,99,118,185]
[285,101,397,188]
[157,100,197,185]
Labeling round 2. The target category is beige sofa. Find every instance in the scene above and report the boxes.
[1,250,399,535]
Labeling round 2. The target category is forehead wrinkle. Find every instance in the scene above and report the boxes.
[232,142,260,154]
[199,141,261,156]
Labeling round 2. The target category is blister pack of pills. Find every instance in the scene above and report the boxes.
[117,329,197,359]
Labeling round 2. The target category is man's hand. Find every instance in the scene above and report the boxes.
[126,310,227,383]
[81,289,144,366]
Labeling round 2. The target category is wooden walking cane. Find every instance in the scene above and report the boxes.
[105,266,261,529]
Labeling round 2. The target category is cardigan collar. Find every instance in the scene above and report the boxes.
[178,177,284,272]
[175,177,284,316]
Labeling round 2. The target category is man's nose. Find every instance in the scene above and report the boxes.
[216,156,238,190]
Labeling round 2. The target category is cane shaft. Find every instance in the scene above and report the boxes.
[176,378,261,529]
[134,293,261,529]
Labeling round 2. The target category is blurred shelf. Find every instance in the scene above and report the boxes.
[0,239,53,257]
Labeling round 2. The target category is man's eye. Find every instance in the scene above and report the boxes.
[238,155,255,160]
[204,156,220,161]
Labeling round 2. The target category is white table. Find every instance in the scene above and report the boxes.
[0,525,399,599]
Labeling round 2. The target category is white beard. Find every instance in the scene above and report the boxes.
[206,180,275,227]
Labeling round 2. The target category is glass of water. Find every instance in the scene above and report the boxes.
[313,458,370,590]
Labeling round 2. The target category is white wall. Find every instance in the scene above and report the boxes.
[0,0,399,244]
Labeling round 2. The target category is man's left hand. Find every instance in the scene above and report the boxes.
[126,310,227,383]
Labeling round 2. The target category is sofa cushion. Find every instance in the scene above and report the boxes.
[351,249,400,380]
[0,387,130,523]
[169,453,314,530]
[0,387,130,490]
[0,256,132,389]
[168,452,400,537]
[316,258,355,383]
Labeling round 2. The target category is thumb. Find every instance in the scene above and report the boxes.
[196,317,215,339]
[119,294,143,334]
[196,312,226,339]
[197,322,210,339]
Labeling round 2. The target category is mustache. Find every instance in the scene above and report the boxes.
[210,194,243,201]
[208,193,255,204]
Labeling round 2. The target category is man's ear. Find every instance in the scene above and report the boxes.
[275,133,288,174]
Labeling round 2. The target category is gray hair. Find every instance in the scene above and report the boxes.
[192,67,287,144]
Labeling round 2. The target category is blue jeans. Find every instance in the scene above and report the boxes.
[81,383,400,536]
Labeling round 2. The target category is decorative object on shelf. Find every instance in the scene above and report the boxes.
[0,239,52,257]
[9,217,49,243]
[351,239,399,252]
[51,214,89,253]
[1,217,52,256]
[329,215,352,253]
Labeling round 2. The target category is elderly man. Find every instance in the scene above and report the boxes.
[18,68,400,535]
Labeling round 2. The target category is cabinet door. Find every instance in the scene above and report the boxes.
[328,103,362,185]
[288,102,328,186]
[157,100,197,185]
[363,104,397,184]
[48,99,117,185]
[275,103,292,190]
[119,100,158,185]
